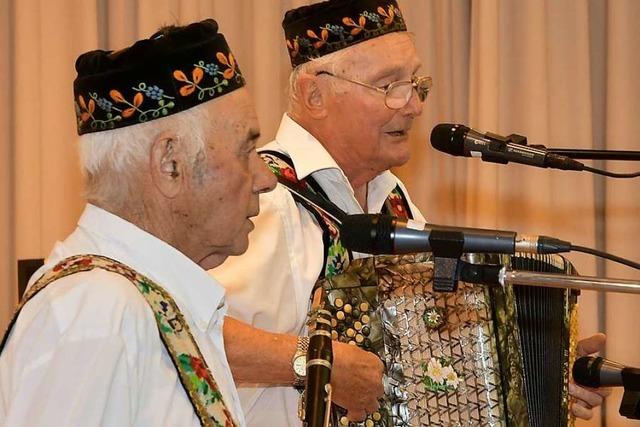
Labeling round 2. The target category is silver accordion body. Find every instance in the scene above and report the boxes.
[315,252,578,427]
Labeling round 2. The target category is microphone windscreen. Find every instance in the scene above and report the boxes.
[572,356,603,388]
[340,214,395,254]
[430,123,469,156]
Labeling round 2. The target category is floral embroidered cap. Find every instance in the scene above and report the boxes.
[73,19,244,135]
[282,0,407,68]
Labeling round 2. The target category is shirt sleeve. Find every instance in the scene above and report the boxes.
[211,185,324,335]
[0,271,158,427]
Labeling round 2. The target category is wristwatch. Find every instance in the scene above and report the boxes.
[292,336,309,388]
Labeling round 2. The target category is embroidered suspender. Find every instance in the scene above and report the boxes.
[260,150,414,279]
[0,254,237,427]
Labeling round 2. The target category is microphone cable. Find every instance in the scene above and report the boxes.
[570,245,640,270]
[580,165,640,178]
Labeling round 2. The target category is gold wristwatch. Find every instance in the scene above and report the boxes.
[292,336,309,388]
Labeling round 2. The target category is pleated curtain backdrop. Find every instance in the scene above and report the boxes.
[1,1,639,425]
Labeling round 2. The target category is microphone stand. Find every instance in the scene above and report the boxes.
[543,148,640,161]
[453,258,640,294]
[500,269,640,294]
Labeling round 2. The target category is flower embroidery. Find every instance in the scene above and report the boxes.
[174,52,243,101]
[25,254,237,426]
[422,307,445,330]
[216,52,238,80]
[306,28,329,49]
[110,89,144,118]
[421,357,462,392]
[77,95,95,123]
[377,5,397,25]
[285,3,407,66]
[174,68,205,97]
[286,38,300,58]
[75,81,176,131]
[342,16,367,36]
[282,167,298,183]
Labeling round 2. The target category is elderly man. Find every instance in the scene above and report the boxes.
[213,0,609,425]
[0,20,276,426]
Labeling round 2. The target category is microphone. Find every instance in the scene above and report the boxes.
[340,214,571,255]
[574,356,640,420]
[573,356,640,389]
[430,123,585,171]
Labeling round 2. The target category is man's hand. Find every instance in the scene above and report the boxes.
[570,333,612,420]
[331,342,384,422]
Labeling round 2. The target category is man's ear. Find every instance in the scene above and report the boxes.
[296,73,329,120]
[150,132,184,198]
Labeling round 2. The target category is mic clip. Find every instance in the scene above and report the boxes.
[430,230,465,292]
[480,132,529,165]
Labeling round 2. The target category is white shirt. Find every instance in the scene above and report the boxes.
[212,114,424,426]
[0,204,246,427]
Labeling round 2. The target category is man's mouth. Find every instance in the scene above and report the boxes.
[386,129,408,137]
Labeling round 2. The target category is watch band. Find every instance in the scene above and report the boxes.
[293,336,309,388]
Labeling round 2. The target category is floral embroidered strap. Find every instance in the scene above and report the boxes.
[0,254,237,427]
[260,150,414,279]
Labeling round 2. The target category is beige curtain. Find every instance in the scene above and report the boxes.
[1,0,638,425]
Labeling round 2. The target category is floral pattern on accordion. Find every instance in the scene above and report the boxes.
[3,254,237,427]
[421,357,462,393]
[422,306,445,330]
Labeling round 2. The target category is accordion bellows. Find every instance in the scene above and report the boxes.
[316,252,578,427]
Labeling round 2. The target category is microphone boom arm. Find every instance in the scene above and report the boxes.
[499,269,640,294]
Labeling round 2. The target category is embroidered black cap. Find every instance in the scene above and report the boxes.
[73,19,245,135]
[282,0,407,68]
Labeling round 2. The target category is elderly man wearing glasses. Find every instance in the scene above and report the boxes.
[213,2,428,425]
[214,0,605,426]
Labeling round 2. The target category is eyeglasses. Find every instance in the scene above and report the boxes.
[315,71,433,110]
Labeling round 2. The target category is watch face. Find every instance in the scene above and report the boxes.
[293,355,306,376]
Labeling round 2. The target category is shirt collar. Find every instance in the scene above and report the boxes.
[76,204,226,330]
[271,114,404,214]
[273,113,342,181]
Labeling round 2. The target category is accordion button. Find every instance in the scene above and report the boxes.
[334,298,344,308]
[354,321,363,331]
[336,311,345,321]
[361,314,371,324]
[372,411,381,421]
[360,302,370,312]
[362,326,370,336]
[331,330,338,340]
[344,304,353,314]
[346,328,356,338]
[339,416,349,425]
[356,334,364,343]
[365,419,374,427]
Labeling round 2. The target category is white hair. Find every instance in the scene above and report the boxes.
[288,48,351,111]
[79,102,210,209]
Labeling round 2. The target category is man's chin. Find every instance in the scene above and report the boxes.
[200,254,228,271]
[387,148,411,169]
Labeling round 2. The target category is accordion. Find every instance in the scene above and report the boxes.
[314,252,579,427]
